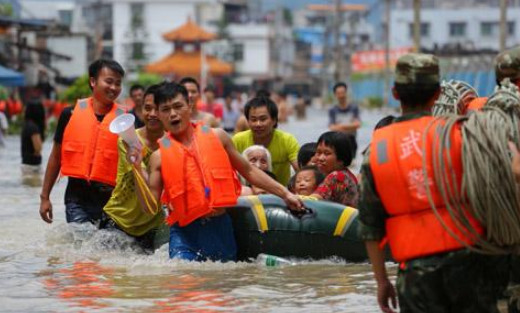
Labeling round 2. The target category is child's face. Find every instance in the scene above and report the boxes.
[294,170,317,196]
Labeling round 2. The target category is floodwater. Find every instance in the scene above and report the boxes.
[0,107,397,313]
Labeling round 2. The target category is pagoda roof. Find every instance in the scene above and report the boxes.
[146,51,232,77]
[162,17,216,42]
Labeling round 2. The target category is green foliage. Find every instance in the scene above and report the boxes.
[0,3,13,17]
[283,8,293,26]
[59,75,91,104]
[365,96,383,109]
[130,72,163,87]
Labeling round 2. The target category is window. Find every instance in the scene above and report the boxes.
[449,22,467,37]
[233,43,244,61]
[481,21,515,37]
[408,23,430,38]
[132,42,144,60]
[58,10,72,26]
[130,3,144,29]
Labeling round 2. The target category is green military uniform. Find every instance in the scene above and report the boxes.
[358,53,509,313]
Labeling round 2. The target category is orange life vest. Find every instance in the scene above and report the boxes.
[465,97,487,114]
[159,124,241,227]
[369,116,484,262]
[0,100,5,112]
[7,98,22,115]
[61,97,124,186]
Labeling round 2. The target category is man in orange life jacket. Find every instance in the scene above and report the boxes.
[358,53,509,313]
[465,46,520,113]
[39,59,125,224]
[128,82,303,262]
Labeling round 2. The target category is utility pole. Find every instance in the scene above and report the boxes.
[333,0,342,82]
[499,0,507,51]
[413,0,421,52]
[383,0,391,107]
[320,11,332,106]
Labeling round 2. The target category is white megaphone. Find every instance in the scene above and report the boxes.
[109,113,141,150]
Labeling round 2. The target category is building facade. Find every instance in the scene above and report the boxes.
[390,6,520,51]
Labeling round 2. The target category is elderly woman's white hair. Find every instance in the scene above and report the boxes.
[242,145,272,171]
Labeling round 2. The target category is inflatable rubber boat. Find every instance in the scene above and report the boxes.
[154,195,370,262]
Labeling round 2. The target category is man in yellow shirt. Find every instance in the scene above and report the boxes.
[100,84,165,253]
[232,92,299,186]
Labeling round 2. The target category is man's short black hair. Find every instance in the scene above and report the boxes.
[394,82,440,108]
[142,83,165,106]
[333,82,348,93]
[88,59,125,81]
[154,82,189,106]
[244,93,279,128]
[298,142,317,168]
[317,131,356,167]
[179,77,200,91]
[130,84,145,95]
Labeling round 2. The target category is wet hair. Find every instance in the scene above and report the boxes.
[242,144,272,171]
[296,165,325,187]
[333,82,348,93]
[394,82,440,108]
[179,77,200,91]
[129,84,145,95]
[24,100,46,140]
[154,82,189,106]
[298,142,317,168]
[88,59,125,81]
[317,131,356,167]
[142,83,163,107]
[244,93,279,128]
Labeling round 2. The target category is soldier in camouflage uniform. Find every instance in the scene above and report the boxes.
[358,53,510,313]
[466,46,520,112]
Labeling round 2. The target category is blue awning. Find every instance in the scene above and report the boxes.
[0,65,25,87]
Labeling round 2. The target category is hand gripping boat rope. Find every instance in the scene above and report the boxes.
[422,79,520,254]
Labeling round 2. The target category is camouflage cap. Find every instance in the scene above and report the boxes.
[495,46,520,82]
[394,53,440,84]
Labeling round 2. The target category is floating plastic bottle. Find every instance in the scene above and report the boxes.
[256,253,295,266]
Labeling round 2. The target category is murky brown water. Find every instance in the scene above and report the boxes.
[0,108,397,312]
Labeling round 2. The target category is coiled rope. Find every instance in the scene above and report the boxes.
[432,79,478,116]
[423,79,520,254]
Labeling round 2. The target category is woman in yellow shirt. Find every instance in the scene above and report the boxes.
[100,84,165,253]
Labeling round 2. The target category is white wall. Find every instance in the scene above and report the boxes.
[47,36,87,78]
[228,24,270,76]
[19,0,74,20]
[390,7,520,50]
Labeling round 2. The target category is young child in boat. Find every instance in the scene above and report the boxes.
[293,166,325,196]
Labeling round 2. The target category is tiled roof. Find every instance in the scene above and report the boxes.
[146,51,232,76]
[162,17,216,42]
